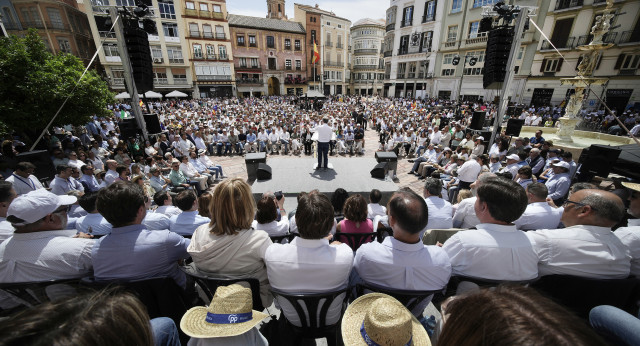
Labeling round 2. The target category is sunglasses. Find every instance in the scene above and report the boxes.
[52,205,71,214]
[562,200,597,211]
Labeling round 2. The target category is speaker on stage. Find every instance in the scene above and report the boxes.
[119,118,140,140]
[143,113,162,134]
[578,145,621,180]
[505,118,525,137]
[370,162,387,179]
[257,163,272,180]
[470,111,486,130]
[16,150,56,183]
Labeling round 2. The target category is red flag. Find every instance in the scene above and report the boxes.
[312,40,320,64]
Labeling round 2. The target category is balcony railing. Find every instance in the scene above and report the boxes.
[189,30,200,38]
[422,14,435,23]
[397,48,408,55]
[193,52,203,59]
[400,20,412,28]
[216,33,226,40]
[383,51,392,57]
[99,31,116,38]
[325,41,333,47]
[355,48,379,54]
[465,34,488,45]
[336,43,343,49]
[555,0,583,11]
[386,23,395,32]
[154,78,168,84]
[541,37,576,50]
[285,77,307,85]
[296,66,302,71]
[236,78,263,85]
[169,58,184,64]
[354,64,380,69]
[236,62,262,69]
[619,31,639,44]
[113,77,125,85]
[184,8,197,16]
[206,54,217,60]
[22,21,45,29]
[203,31,214,39]
[619,69,637,76]
[48,22,70,31]
[325,61,344,67]
[173,77,188,84]
[196,75,232,81]
[396,73,405,79]
[285,66,292,70]
[384,73,391,79]
[444,40,457,47]
[295,46,301,51]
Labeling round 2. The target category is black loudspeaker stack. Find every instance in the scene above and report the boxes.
[370,162,387,179]
[470,111,486,131]
[257,163,272,180]
[578,145,621,180]
[143,113,162,134]
[119,118,140,140]
[505,118,525,137]
[124,24,153,93]
[483,26,514,89]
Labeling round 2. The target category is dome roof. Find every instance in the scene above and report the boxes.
[352,18,385,27]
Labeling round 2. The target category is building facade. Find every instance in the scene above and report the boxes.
[4,0,95,65]
[523,0,640,113]
[83,0,193,95]
[294,3,350,95]
[293,3,322,93]
[431,0,549,102]
[181,0,234,97]
[228,14,307,97]
[350,18,385,96]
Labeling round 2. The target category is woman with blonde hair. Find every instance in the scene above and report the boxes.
[187,178,273,307]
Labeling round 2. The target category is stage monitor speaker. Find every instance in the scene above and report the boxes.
[470,111,486,130]
[16,150,56,183]
[143,113,162,134]
[257,163,272,180]
[505,118,525,137]
[119,118,140,140]
[579,145,621,179]
[370,162,387,179]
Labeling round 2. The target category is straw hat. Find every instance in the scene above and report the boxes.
[342,293,430,346]
[622,182,640,193]
[180,284,268,338]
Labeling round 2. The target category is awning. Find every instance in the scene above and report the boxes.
[114,91,131,99]
[166,90,188,97]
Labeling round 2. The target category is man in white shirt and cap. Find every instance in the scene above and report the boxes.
[500,154,521,180]
[314,117,334,171]
[514,183,563,231]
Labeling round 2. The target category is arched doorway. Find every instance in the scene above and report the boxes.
[267,77,280,96]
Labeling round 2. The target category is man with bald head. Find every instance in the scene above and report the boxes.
[526,189,631,279]
[104,160,118,186]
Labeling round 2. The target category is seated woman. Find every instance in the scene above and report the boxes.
[335,194,374,250]
[251,196,289,238]
[188,178,273,308]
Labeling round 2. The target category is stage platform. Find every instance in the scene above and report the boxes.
[250,157,398,211]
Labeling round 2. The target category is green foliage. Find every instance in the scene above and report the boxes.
[0,29,113,137]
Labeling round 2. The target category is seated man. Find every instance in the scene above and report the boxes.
[92,181,190,288]
[615,182,640,277]
[264,192,353,326]
[50,165,84,196]
[352,189,451,317]
[514,183,563,231]
[545,161,571,205]
[0,189,94,282]
[6,162,44,195]
[527,189,630,279]
[153,190,182,217]
[423,177,453,231]
[452,172,495,229]
[195,150,224,180]
[75,192,112,237]
[443,177,538,282]
[168,159,201,195]
[169,190,210,236]
[78,164,101,193]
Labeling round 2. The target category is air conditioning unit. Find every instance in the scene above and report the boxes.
[153,58,163,63]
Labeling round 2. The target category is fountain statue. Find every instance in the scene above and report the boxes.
[555,0,614,143]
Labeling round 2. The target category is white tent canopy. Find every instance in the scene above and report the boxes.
[139,91,163,98]
[114,91,131,99]
[166,90,188,98]
[305,89,326,98]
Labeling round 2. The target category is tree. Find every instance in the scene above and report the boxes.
[0,29,113,139]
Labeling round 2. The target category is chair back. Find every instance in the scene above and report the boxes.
[355,282,442,315]
[270,233,297,244]
[0,279,81,316]
[376,227,393,243]
[180,265,264,311]
[446,275,537,298]
[334,231,377,251]
[422,228,466,246]
[530,275,640,319]
[270,288,348,337]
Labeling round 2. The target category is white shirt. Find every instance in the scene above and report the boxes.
[456,159,482,183]
[155,205,182,218]
[6,174,44,195]
[0,217,14,244]
[367,203,387,219]
[142,213,170,231]
[265,238,353,326]
[425,196,453,230]
[0,229,95,282]
[251,219,289,237]
[314,123,334,143]
[527,225,631,279]
[615,220,640,276]
[514,202,563,231]
[105,169,118,185]
[452,197,480,229]
[75,213,112,236]
[443,223,538,281]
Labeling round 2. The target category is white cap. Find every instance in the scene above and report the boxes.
[552,161,571,170]
[506,154,520,161]
[7,189,76,225]
[476,136,484,141]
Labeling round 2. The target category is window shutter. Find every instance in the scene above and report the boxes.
[556,58,563,72]
[540,58,547,72]
[614,54,625,69]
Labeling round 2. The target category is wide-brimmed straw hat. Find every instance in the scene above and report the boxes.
[342,293,430,346]
[180,284,268,338]
[622,182,640,193]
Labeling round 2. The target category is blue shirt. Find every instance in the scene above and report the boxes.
[79,174,101,192]
[545,172,571,200]
[91,224,190,288]
[76,213,112,236]
[169,211,210,236]
[143,213,170,230]
[247,133,256,143]
[189,158,207,173]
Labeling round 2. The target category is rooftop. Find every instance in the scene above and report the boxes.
[228,14,306,34]
[352,18,385,27]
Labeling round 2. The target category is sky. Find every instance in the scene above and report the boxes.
[226,0,389,24]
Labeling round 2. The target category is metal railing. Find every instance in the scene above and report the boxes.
[154,78,168,84]
[400,20,412,28]
[203,31,214,39]
[336,43,343,49]
[236,78,263,84]
[173,78,188,84]
[383,51,392,57]
[619,31,639,44]
[355,48,379,54]
[396,72,405,79]
[169,58,184,64]
[236,62,262,69]
[325,41,333,47]
[422,14,435,23]
[196,75,232,81]
[555,0,583,10]
[206,54,217,60]
[215,33,226,40]
[541,36,576,50]
[113,78,125,85]
[325,61,344,67]
[189,30,200,38]
[397,48,408,55]
[99,31,116,38]
[22,21,45,29]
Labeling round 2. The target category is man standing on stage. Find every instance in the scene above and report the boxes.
[314,117,333,171]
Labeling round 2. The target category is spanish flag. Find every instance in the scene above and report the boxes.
[312,40,320,64]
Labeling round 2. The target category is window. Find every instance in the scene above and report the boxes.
[167,47,183,63]
[468,21,480,39]
[215,25,225,39]
[401,6,413,27]
[468,50,485,63]
[517,46,524,60]
[420,31,433,52]
[285,38,291,49]
[57,37,71,53]
[103,43,119,56]
[285,59,292,70]
[337,71,342,79]
[153,68,168,84]
[163,22,179,37]
[193,44,202,59]
[294,39,301,50]
[218,45,227,59]
[111,70,124,83]
[549,18,574,49]
[442,68,455,76]
[202,24,212,38]
[116,0,135,6]
[212,4,221,12]
[447,25,458,42]
[185,1,195,9]
[327,21,331,26]
[443,53,455,65]
[250,58,259,67]
[199,3,207,11]
[617,54,640,70]
[295,60,301,70]
[399,35,409,54]
[268,57,276,69]
[158,0,176,19]
[451,0,462,13]
[206,45,215,58]
[248,35,256,47]
[237,35,245,46]
[189,23,199,37]
[267,36,275,48]
[463,67,483,75]
[46,8,63,29]
[150,46,163,60]
[326,32,331,45]
[473,0,498,7]
[542,58,561,72]
[423,1,436,22]
[310,30,316,43]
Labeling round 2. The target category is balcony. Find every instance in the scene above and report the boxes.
[184,8,198,16]
[619,31,640,44]
[354,64,379,69]
[325,61,344,67]
[396,73,405,79]
[113,77,124,85]
[355,48,379,54]
[285,76,307,85]
[189,30,200,38]
[203,31,214,39]
[386,23,395,32]
[422,14,435,23]
[47,22,71,31]
[325,41,333,47]
[154,78,168,85]
[397,48,408,55]
[169,58,184,64]
[384,73,391,79]
[196,75,232,81]
[465,33,488,45]
[206,54,217,60]
[400,20,412,28]
[99,31,116,39]
[541,37,576,50]
[294,46,301,51]
[236,78,263,85]
[212,12,224,20]
[555,0,583,11]
[619,69,637,76]
[236,62,262,70]
[153,57,164,63]
[336,43,344,49]
[174,77,188,84]
[285,66,292,70]
[444,40,457,48]
[296,66,302,71]
[216,33,226,40]
[22,21,45,29]
[383,51,392,57]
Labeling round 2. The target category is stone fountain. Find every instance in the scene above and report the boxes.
[555,0,615,143]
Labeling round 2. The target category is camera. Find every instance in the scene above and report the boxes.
[274,191,283,200]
